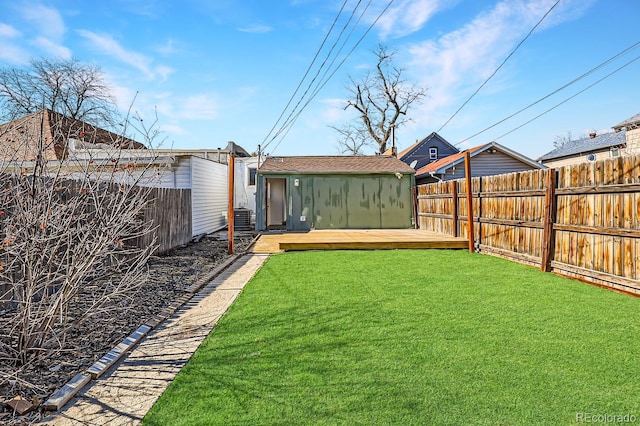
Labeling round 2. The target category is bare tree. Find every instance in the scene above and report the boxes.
[334,44,427,155]
[331,123,371,155]
[554,131,573,148]
[0,57,118,128]
[0,107,162,366]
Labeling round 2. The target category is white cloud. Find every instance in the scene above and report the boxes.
[33,36,72,59]
[0,23,20,39]
[375,0,449,39]
[155,65,174,81]
[0,42,30,64]
[406,0,594,130]
[179,95,218,120]
[161,123,187,135]
[19,4,66,39]
[154,93,218,121]
[237,24,273,34]
[78,30,171,81]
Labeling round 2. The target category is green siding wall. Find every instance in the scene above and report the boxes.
[259,173,413,231]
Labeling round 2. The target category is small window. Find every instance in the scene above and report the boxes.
[248,167,257,186]
[610,147,620,158]
[429,147,438,160]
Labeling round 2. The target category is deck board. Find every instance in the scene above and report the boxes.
[250,229,468,253]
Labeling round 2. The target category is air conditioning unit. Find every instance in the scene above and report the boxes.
[233,208,252,231]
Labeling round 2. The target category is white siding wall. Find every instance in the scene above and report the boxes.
[172,156,193,188]
[191,156,228,236]
[234,157,258,216]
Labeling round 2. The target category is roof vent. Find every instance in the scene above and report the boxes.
[589,132,596,139]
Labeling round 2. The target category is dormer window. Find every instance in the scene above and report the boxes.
[429,147,438,160]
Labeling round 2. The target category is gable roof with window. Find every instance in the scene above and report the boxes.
[385,132,459,170]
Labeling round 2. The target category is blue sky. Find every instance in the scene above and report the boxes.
[0,0,638,160]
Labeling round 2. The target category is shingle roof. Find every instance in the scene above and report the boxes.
[537,131,626,161]
[415,144,488,176]
[415,141,544,177]
[613,112,640,130]
[259,155,415,174]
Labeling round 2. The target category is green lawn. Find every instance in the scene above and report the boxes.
[144,250,640,425]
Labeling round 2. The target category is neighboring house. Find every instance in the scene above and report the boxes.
[416,141,545,184]
[537,131,627,168]
[256,156,415,231]
[613,112,640,155]
[234,155,260,226]
[385,132,459,170]
[1,110,237,238]
[0,109,144,162]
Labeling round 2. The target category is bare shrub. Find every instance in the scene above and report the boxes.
[0,107,163,366]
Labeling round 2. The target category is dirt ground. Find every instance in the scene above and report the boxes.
[0,232,255,425]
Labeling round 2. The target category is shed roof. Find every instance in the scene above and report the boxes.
[537,131,626,161]
[259,155,415,174]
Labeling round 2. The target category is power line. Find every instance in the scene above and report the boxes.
[493,54,640,141]
[437,0,561,133]
[259,0,351,149]
[263,0,366,150]
[266,0,395,154]
[456,40,640,145]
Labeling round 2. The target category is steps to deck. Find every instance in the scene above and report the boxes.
[251,229,468,253]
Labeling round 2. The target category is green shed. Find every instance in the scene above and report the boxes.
[256,155,416,231]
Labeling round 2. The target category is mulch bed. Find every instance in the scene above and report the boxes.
[0,232,255,425]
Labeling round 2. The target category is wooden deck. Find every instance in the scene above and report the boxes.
[250,229,468,254]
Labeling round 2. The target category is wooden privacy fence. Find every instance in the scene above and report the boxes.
[135,187,192,254]
[417,154,640,295]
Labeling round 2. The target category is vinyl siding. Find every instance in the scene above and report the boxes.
[191,156,228,236]
[441,151,539,180]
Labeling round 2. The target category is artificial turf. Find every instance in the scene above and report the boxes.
[144,250,640,425]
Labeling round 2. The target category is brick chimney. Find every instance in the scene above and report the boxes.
[589,131,596,139]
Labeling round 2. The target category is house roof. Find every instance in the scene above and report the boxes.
[612,112,640,131]
[259,155,415,174]
[537,131,626,162]
[383,132,458,160]
[416,141,544,177]
[0,109,145,162]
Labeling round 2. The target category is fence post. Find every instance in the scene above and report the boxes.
[541,168,557,272]
[228,154,235,254]
[452,180,458,237]
[464,151,474,253]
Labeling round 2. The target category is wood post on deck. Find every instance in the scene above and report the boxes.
[452,181,459,238]
[464,151,474,253]
[228,154,235,254]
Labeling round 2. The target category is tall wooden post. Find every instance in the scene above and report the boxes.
[541,168,557,272]
[227,153,235,254]
[452,180,458,237]
[464,151,474,253]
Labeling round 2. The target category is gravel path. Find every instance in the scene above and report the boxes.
[0,232,254,425]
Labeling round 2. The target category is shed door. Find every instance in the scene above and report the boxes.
[266,178,287,229]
